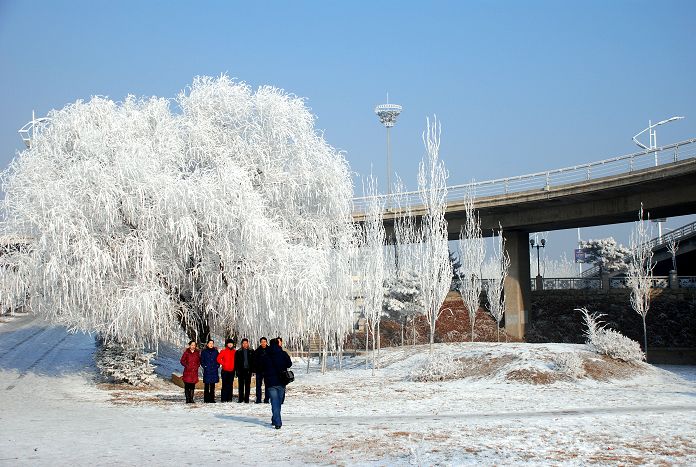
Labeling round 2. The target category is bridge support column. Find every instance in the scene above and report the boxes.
[503,230,531,340]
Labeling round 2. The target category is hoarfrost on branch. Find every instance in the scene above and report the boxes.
[457,192,485,341]
[415,117,450,352]
[0,76,356,352]
[627,205,654,355]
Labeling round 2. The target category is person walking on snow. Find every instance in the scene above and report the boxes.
[180,340,201,404]
[254,337,269,403]
[200,339,220,403]
[260,337,292,429]
[217,338,236,402]
[235,338,254,403]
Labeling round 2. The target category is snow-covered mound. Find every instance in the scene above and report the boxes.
[363,342,657,385]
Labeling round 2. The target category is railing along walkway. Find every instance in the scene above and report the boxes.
[353,138,696,214]
[531,275,696,290]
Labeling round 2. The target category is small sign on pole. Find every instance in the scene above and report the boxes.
[574,249,587,263]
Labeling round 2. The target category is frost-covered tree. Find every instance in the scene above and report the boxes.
[457,193,485,341]
[356,177,385,374]
[390,185,424,347]
[483,226,510,342]
[448,248,461,285]
[415,117,450,352]
[0,236,32,314]
[0,76,356,358]
[382,271,424,345]
[578,237,631,274]
[666,236,679,273]
[539,252,579,278]
[627,205,654,354]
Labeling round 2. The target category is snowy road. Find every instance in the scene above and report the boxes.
[1,314,695,466]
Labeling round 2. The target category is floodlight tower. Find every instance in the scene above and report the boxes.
[374,97,402,200]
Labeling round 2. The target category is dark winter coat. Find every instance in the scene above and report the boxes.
[180,349,201,384]
[260,343,292,387]
[253,345,269,373]
[200,347,220,384]
[234,347,254,372]
[217,347,236,372]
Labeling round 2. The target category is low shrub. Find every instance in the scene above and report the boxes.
[577,308,645,363]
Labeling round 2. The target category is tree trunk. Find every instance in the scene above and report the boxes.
[412,318,416,348]
[365,320,370,369]
[183,315,210,344]
[376,321,381,370]
[642,316,648,359]
[429,313,435,354]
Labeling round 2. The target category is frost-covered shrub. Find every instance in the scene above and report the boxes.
[591,328,645,363]
[553,352,585,378]
[95,340,157,387]
[410,352,464,382]
[577,308,645,363]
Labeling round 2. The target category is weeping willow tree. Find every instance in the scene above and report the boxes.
[0,76,356,360]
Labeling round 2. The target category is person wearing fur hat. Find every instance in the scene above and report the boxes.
[216,338,236,402]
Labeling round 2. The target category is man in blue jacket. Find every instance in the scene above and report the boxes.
[260,338,292,429]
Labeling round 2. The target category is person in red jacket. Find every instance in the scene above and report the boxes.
[180,340,201,404]
[216,338,236,402]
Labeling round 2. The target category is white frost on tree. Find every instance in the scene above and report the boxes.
[627,205,654,355]
[356,176,385,374]
[666,235,679,273]
[0,236,32,314]
[457,192,485,342]
[0,76,356,363]
[415,117,450,353]
[382,271,424,346]
[579,237,631,274]
[483,226,509,342]
[389,183,425,347]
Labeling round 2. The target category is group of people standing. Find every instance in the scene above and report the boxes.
[180,336,293,429]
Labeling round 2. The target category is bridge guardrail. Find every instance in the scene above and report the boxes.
[529,275,696,290]
[353,138,696,214]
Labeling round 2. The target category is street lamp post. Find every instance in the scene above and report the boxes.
[18,110,50,149]
[530,238,546,290]
[632,116,685,166]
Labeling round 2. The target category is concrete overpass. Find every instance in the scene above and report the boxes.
[353,138,696,340]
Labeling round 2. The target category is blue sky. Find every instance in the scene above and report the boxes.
[1,0,695,262]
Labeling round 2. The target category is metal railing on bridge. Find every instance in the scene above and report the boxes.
[531,275,696,290]
[353,138,696,214]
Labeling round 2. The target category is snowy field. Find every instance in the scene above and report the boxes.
[1,314,695,466]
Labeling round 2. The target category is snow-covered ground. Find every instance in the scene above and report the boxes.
[1,314,695,466]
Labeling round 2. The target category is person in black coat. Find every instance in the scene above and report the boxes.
[199,339,220,403]
[234,338,254,403]
[254,337,269,403]
[260,338,292,429]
